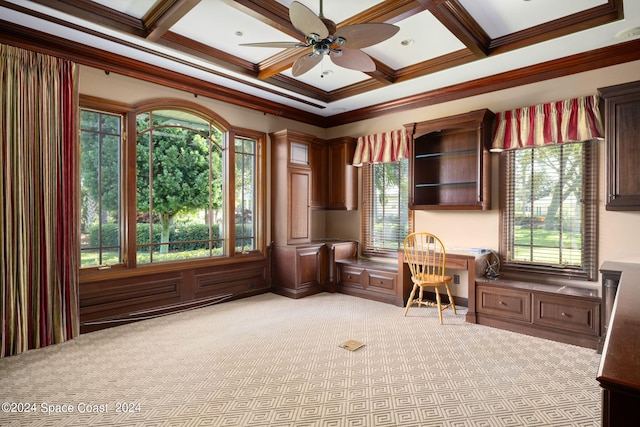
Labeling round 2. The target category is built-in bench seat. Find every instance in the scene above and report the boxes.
[334,258,402,306]
[471,278,601,349]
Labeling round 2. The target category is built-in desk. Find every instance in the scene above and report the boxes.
[597,261,640,427]
[397,249,489,315]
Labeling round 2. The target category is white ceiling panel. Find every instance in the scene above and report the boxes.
[458,0,609,39]
[171,1,298,64]
[364,10,466,69]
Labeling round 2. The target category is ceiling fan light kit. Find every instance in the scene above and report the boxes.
[240,1,399,77]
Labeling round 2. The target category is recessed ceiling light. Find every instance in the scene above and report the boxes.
[235,31,243,37]
[321,70,333,78]
[616,27,640,38]
[401,39,414,46]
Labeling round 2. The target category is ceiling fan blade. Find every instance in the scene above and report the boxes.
[240,42,304,48]
[330,48,376,72]
[334,23,400,49]
[290,1,329,39]
[292,54,323,77]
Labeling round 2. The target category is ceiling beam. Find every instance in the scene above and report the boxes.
[428,0,490,58]
[221,0,302,39]
[24,0,146,36]
[144,0,201,42]
[158,31,257,76]
[489,0,624,54]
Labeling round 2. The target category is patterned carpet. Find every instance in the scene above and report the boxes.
[0,292,602,426]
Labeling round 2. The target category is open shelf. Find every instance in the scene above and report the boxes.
[406,109,494,210]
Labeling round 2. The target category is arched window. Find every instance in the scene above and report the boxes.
[135,109,226,263]
[79,98,265,269]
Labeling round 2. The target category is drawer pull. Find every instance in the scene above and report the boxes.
[561,312,569,317]
[347,275,352,279]
[499,301,506,305]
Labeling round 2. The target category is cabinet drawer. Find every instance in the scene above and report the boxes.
[365,269,397,295]
[533,294,600,336]
[337,265,363,288]
[477,285,531,322]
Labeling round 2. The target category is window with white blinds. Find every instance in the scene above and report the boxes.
[500,140,597,280]
[361,160,413,257]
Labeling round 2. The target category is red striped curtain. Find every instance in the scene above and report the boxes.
[1,44,79,357]
[491,95,603,151]
[352,129,410,165]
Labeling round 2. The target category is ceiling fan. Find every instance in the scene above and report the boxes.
[240,0,400,77]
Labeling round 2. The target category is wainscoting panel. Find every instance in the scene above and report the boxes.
[79,255,268,333]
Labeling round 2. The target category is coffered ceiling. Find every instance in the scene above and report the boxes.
[1,0,639,127]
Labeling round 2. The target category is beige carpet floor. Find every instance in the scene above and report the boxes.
[0,292,602,426]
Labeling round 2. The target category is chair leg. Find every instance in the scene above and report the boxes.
[434,287,443,324]
[445,284,457,315]
[404,284,418,316]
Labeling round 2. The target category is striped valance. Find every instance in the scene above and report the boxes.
[491,95,604,152]
[352,129,409,166]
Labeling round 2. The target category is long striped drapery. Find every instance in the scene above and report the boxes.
[490,95,604,151]
[352,129,410,165]
[1,44,79,357]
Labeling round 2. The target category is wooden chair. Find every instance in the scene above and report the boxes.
[403,232,457,323]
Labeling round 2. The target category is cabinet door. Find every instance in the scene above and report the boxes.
[309,142,326,208]
[296,245,323,289]
[288,168,311,244]
[600,81,640,210]
[327,140,358,210]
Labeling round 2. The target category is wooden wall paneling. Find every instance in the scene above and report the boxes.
[79,256,268,332]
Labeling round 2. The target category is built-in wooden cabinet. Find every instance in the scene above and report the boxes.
[271,130,358,246]
[271,130,316,245]
[271,243,325,299]
[407,109,494,210]
[270,129,359,299]
[599,80,640,210]
[473,278,601,349]
[271,240,358,299]
[326,137,358,210]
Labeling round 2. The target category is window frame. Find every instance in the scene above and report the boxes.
[361,160,414,258]
[79,96,266,274]
[498,140,598,281]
